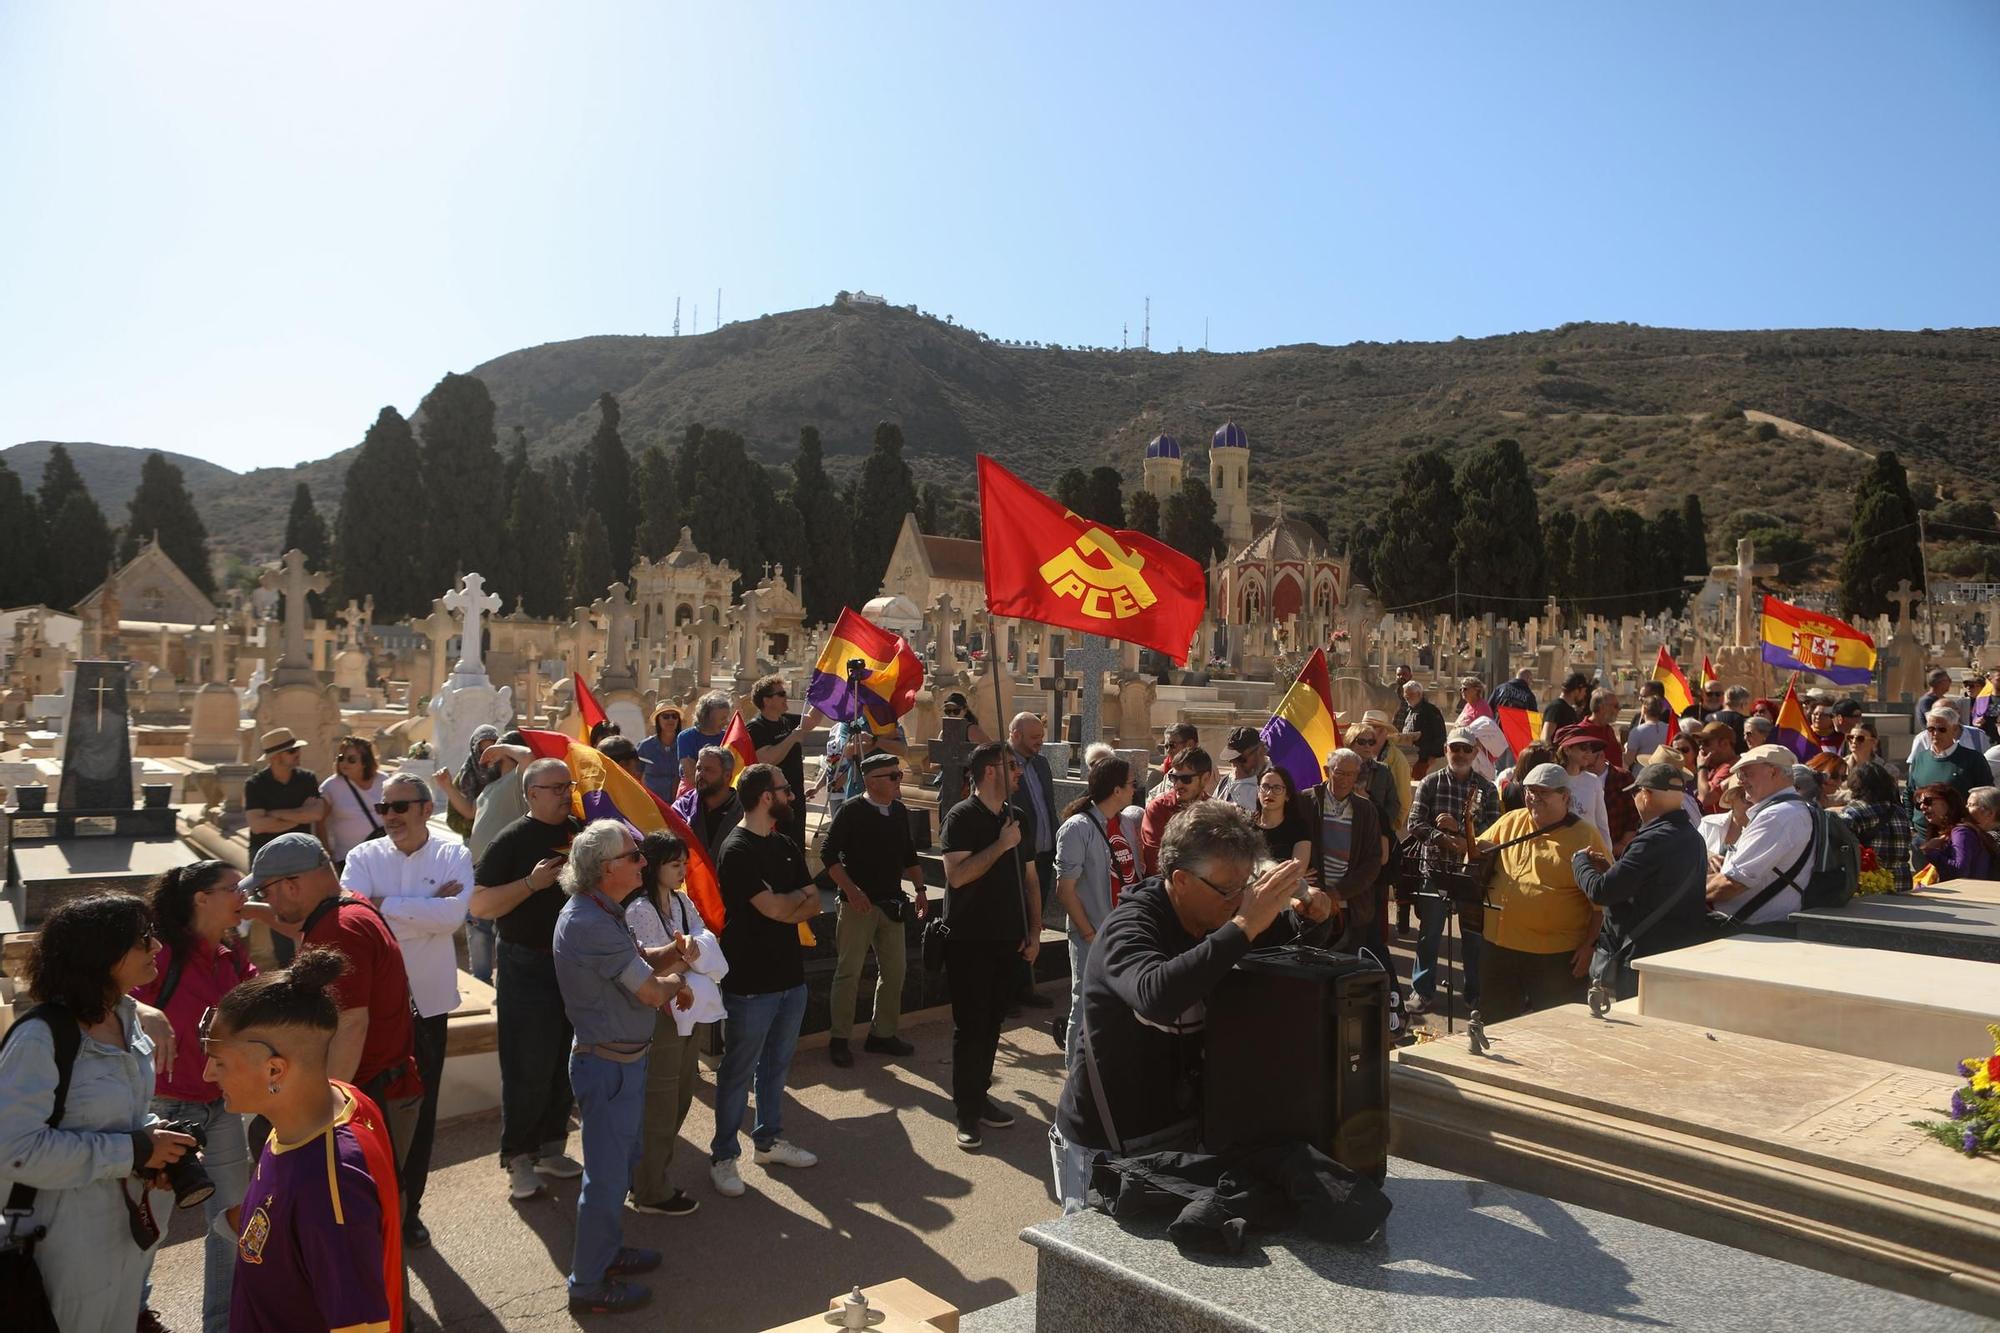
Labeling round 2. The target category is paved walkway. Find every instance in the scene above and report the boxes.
[146,999,1071,1331]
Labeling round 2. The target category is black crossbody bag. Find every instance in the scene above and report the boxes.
[0,1005,82,1333]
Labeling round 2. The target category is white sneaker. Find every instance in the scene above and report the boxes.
[508,1154,545,1200]
[754,1139,818,1169]
[709,1158,746,1197]
[534,1152,584,1180]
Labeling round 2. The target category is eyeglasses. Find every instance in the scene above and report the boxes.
[133,931,158,951]
[868,770,905,782]
[609,849,646,865]
[532,781,577,794]
[373,798,427,815]
[1351,735,1378,746]
[772,784,793,795]
[198,1006,280,1059]
[1168,771,1198,785]
[337,754,360,765]
[1189,870,1249,900]
[1926,725,1952,735]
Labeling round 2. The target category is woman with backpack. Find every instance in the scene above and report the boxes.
[132,860,259,1333]
[0,892,198,1332]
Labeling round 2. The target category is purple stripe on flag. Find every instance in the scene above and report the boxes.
[1261,717,1324,794]
[1771,726,1817,763]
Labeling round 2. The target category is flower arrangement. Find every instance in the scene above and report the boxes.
[1913,1024,2000,1156]
[1855,847,1895,896]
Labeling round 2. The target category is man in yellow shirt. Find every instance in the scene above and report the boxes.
[1463,762,1605,1023]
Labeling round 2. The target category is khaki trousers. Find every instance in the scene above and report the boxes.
[632,1007,705,1202]
[829,900,907,1040]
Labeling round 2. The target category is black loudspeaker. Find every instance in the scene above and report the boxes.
[1203,944,1391,1184]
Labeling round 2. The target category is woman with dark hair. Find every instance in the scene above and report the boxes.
[1500,743,1557,813]
[623,829,728,1216]
[133,860,257,1333]
[637,704,685,804]
[1837,759,1914,893]
[202,947,404,1333]
[1252,764,1314,866]
[319,735,387,868]
[1052,758,1143,1058]
[0,892,197,1332]
[1916,783,1996,882]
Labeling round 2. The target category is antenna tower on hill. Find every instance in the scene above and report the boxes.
[674,297,681,337]
[716,288,722,328]
[694,304,699,334]
[1143,296,1151,350]
[1204,316,1209,351]
[1122,322,1128,350]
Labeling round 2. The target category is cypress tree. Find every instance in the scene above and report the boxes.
[37,443,115,609]
[415,372,504,593]
[1085,467,1126,528]
[586,393,638,577]
[851,421,918,596]
[1159,477,1225,567]
[35,443,91,528]
[918,482,945,534]
[1370,449,1459,611]
[1679,493,1709,576]
[1128,489,1161,539]
[120,452,216,596]
[1609,507,1650,618]
[1648,509,1691,614]
[1839,451,1925,618]
[0,459,45,606]
[1054,468,1091,516]
[1343,517,1382,593]
[1451,438,1542,621]
[506,457,569,618]
[334,407,428,619]
[1542,511,1577,607]
[281,481,330,617]
[786,426,852,623]
[564,511,615,611]
[634,444,679,560]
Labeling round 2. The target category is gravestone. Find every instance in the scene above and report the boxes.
[429,574,516,770]
[60,661,134,810]
[925,714,973,805]
[1038,642,1076,745]
[1065,633,1120,746]
[1791,894,2000,963]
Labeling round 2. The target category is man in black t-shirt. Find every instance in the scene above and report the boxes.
[1540,672,1592,744]
[937,742,1042,1150]
[471,757,586,1201]
[822,752,928,1069]
[746,674,822,850]
[708,764,823,1198]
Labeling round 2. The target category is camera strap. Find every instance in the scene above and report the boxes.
[1075,1006,1125,1157]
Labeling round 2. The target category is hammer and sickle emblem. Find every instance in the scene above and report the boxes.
[1039,524,1157,620]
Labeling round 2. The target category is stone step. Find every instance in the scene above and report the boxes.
[957,1292,1034,1333]
[1631,935,2000,1074]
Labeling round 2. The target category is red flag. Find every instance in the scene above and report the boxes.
[1496,705,1538,759]
[977,455,1207,663]
[723,712,759,786]
[572,673,607,741]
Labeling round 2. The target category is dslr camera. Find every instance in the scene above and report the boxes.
[154,1118,216,1210]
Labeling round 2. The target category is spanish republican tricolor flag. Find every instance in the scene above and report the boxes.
[977,456,1207,663]
[1771,676,1817,762]
[519,729,726,931]
[722,712,759,788]
[1260,648,1340,792]
[1651,646,1697,717]
[806,608,924,731]
[1759,596,1877,687]
[1700,656,1719,695]
[572,673,608,742]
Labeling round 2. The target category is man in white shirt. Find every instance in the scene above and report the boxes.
[340,770,473,1248]
[1707,744,1815,926]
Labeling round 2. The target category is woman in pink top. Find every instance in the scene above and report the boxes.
[132,859,258,1333]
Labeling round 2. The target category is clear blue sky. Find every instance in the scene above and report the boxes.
[3,3,1995,472]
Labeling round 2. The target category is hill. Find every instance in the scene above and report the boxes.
[13,305,1999,573]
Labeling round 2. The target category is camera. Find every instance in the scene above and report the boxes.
[155,1119,216,1210]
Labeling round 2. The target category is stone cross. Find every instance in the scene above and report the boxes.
[928,593,960,679]
[925,714,973,806]
[443,573,502,676]
[414,599,455,706]
[596,581,637,680]
[1887,579,1922,633]
[1065,633,1121,745]
[1038,643,1077,743]
[260,548,329,673]
[338,599,365,651]
[1709,538,1778,648]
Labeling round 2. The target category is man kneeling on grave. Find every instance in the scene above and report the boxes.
[1049,801,1336,1212]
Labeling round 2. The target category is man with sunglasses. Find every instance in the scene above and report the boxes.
[748,673,823,850]
[1139,746,1215,876]
[472,758,588,1200]
[1051,800,1334,1211]
[822,751,928,1068]
[340,772,473,1247]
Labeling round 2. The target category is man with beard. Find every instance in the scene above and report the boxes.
[671,746,744,855]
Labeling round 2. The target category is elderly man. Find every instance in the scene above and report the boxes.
[1049,801,1335,1210]
[1706,744,1817,927]
[1005,712,1061,1011]
[1490,668,1538,713]
[242,832,422,1160]
[1572,762,1709,1002]
[1906,705,1990,829]
[1395,680,1448,780]
[472,757,587,1200]
[1711,686,1751,752]
[822,752,928,1069]
[671,746,744,855]
[676,691,735,792]
[1216,726,1269,813]
[1405,729,1500,1013]
[1140,746,1215,875]
[1321,748,1386,955]
[552,820,692,1316]
[340,772,473,1248]
[1469,763,1606,1023]
[1914,669,1962,733]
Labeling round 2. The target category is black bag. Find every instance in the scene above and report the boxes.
[920,917,951,974]
[0,1004,83,1333]
[342,777,388,845]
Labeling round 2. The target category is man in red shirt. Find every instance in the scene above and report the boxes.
[1139,747,1215,876]
[245,832,423,1167]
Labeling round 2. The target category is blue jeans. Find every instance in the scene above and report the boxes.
[567,1050,650,1293]
[140,1097,250,1333]
[1409,897,1483,1006]
[1064,930,1094,1071]
[497,941,575,1164]
[467,916,496,984]
[710,985,807,1162]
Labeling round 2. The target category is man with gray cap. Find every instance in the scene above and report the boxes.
[1706,743,1815,927]
[1467,762,1606,1023]
[1572,762,1709,1002]
[243,831,422,1160]
[1405,728,1500,1013]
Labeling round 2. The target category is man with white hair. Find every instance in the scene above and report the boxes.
[1706,744,1817,927]
[1394,680,1447,780]
[1320,747,1386,955]
[1906,704,1991,831]
[1905,701,1984,764]
[341,771,473,1248]
[676,692,736,792]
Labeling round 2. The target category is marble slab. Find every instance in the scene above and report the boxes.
[1921,878,2000,906]
[1632,935,2000,1075]
[1024,1158,1996,1332]
[1793,893,2000,962]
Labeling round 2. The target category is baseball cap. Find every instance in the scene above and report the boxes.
[1737,743,1799,772]
[1223,726,1262,761]
[1523,763,1570,791]
[1632,762,1690,793]
[1446,727,1478,749]
[242,831,330,894]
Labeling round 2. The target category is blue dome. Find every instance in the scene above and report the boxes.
[1212,420,1248,449]
[1145,434,1182,460]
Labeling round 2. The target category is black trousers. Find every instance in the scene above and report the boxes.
[403,1012,449,1219]
[1477,939,1585,1024]
[947,937,1020,1122]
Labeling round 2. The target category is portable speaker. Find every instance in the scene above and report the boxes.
[1202,944,1391,1184]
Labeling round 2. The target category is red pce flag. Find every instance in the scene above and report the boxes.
[977,455,1208,663]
